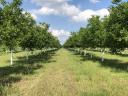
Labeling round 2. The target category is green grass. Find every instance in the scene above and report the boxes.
[85,50,128,72]
[0,50,55,96]
[0,49,128,96]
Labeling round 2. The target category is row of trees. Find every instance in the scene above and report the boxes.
[0,0,61,65]
[64,0,128,54]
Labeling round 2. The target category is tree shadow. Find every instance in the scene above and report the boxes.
[75,52,128,72]
[0,50,57,95]
[90,49,128,57]
[116,53,128,57]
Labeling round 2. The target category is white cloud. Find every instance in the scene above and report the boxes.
[30,0,109,23]
[49,28,70,37]
[31,7,58,15]
[30,0,80,18]
[31,0,70,6]
[49,28,71,44]
[29,0,109,43]
[60,3,80,16]
[31,0,68,4]
[30,0,80,17]
[96,8,109,17]
[31,4,80,16]
[90,0,100,3]
[72,8,109,22]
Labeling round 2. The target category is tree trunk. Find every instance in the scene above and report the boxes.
[84,50,86,56]
[26,50,29,60]
[91,54,93,58]
[101,52,104,62]
[6,50,7,54]
[10,50,13,65]
[101,49,104,62]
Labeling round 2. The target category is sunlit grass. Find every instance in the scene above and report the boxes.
[68,49,128,96]
[0,50,56,96]
[0,49,128,96]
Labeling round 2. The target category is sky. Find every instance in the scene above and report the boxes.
[21,0,112,44]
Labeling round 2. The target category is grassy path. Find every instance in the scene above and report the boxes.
[17,49,128,96]
[22,49,78,96]
[1,49,127,96]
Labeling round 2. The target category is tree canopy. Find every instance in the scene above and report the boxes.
[0,0,61,51]
[64,0,128,54]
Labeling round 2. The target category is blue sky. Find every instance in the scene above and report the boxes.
[21,0,112,44]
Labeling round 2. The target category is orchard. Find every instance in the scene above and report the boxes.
[0,0,128,96]
[64,0,128,54]
[0,0,61,65]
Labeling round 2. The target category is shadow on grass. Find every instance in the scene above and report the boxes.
[73,51,128,72]
[0,51,57,95]
[116,53,128,57]
[84,49,128,58]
